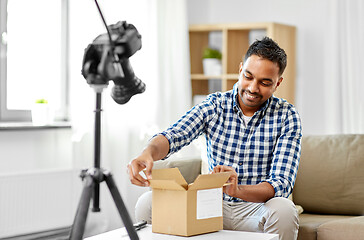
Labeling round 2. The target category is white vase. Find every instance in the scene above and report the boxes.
[202,58,222,76]
[31,104,52,125]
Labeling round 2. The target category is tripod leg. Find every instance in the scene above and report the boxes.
[104,171,139,240]
[70,174,94,240]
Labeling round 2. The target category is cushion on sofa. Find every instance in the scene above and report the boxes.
[293,134,364,215]
[317,216,364,240]
[153,158,202,184]
[298,214,353,240]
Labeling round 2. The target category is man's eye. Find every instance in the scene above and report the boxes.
[261,81,272,86]
[244,74,253,80]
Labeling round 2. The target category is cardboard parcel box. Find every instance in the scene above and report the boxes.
[149,168,230,237]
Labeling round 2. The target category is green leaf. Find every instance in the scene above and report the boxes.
[35,99,48,104]
[202,47,222,60]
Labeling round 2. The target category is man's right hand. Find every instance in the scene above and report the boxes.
[127,153,154,187]
[127,135,170,187]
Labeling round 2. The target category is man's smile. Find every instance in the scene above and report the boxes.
[245,91,260,100]
[242,90,262,104]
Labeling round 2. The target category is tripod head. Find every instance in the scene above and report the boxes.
[81,21,146,104]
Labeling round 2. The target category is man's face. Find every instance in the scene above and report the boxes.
[237,55,283,116]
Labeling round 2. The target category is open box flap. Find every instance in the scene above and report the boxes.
[188,172,230,190]
[151,168,188,188]
[149,179,187,191]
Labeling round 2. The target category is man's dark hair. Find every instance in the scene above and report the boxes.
[244,37,287,76]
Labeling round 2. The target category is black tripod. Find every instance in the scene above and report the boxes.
[70,86,139,240]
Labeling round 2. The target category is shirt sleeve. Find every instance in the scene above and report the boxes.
[264,107,302,198]
[156,94,218,159]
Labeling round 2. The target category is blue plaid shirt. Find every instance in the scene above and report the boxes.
[159,83,302,201]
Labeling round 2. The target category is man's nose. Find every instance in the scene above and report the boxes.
[247,79,259,93]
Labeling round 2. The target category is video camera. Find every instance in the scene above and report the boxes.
[81,21,146,104]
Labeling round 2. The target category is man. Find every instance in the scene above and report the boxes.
[128,37,302,240]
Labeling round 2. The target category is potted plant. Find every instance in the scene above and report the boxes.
[31,98,52,125]
[202,47,222,76]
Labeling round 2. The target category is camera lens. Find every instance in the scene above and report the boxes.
[111,77,145,104]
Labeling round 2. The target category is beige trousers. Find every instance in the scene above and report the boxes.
[135,191,298,240]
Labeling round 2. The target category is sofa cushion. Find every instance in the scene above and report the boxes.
[298,213,353,240]
[317,216,364,240]
[153,158,201,184]
[293,134,364,215]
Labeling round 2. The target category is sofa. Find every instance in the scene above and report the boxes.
[152,134,364,240]
[292,134,364,240]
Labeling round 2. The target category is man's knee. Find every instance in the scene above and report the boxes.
[263,197,299,240]
[266,197,298,218]
[135,191,152,224]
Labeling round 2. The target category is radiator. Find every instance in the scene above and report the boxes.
[0,169,80,238]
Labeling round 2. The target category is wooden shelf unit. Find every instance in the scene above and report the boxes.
[189,22,296,104]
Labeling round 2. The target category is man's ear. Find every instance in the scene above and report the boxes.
[276,77,283,88]
[239,62,243,73]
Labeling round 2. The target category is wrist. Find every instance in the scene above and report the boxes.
[140,149,154,162]
[142,135,169,161]
[232,185,240,198]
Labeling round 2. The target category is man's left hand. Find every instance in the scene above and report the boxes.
[213,165,238,198]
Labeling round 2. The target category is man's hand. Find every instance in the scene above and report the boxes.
[127,135,170,187]
[213,165,275,202]
[213,165,238,198]
[127,153,154,187]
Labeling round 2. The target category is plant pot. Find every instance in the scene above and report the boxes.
[31,104,52,125]
[203,58,222,76]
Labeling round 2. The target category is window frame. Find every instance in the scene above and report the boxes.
[0,0,69,122]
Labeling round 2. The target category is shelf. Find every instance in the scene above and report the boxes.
[0,121,72,131]
[191,74,223,80]
[191,74,239,80]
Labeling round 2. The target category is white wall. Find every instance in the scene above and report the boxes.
[187,0,331,135]
[0,128,73,174]
[0,128,77,238]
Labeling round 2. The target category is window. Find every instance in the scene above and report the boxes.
[0,0,68,122]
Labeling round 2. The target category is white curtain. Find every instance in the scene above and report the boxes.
[324,0,364,134]
[69,0,191,236]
